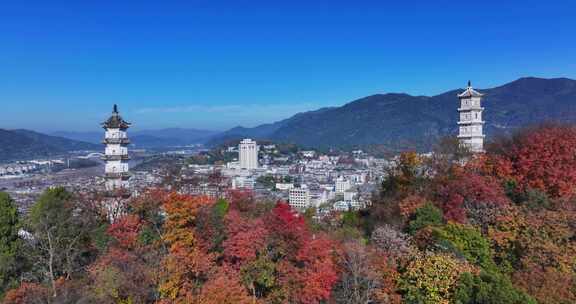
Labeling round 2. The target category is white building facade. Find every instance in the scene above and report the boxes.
[289,186,311,210]
[102,105,131,192]
[457,81,485,153]
[335,176,352,194]
[239,138,259,170]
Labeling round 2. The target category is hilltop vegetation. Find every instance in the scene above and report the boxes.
[2,124,576,303]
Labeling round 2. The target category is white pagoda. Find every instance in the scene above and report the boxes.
[102,104,131,193]
[457,81,485,153]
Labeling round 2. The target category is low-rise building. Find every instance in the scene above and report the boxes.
[289,185,310,210]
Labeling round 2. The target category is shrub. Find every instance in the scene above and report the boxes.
[454,271,536,304]
[433,223,495,271]
[407,203,443,235]
[399,253,473,304]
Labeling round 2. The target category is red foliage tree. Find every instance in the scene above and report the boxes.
[513,266,576,304]
[196,269,252,304]
[107,214,142,249]
[222,210,268,267]
[488,124,576,199]
[436,167,510,222]
[265,202,308,258]
[2,283,49,304]
[291,236,339,304]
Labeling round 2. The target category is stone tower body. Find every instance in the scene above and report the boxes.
[102,105,131,192]
[457,81,485,153]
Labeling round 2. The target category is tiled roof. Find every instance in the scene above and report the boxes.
[458,81,484,98]
[102,104,131,129]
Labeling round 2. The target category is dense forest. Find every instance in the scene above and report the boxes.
[1,124,576,304]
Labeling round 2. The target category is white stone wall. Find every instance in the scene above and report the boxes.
[104,127,130,191]
[458,90,485,152]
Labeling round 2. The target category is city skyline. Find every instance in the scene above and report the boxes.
[1,1,575,131]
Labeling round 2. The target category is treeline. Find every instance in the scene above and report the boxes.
[1,124,576,303]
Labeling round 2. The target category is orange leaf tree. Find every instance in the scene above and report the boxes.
[159,194,215,302]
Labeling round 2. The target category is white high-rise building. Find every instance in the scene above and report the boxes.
[457,81,485,153]
[102,105,131,192]
[239,138,259,170]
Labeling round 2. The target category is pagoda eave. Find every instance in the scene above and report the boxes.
[102,138,131,144]
[457,121,485,125]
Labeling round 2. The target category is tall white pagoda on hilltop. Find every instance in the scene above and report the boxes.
[457,81,485,153]
[102,104,131,193]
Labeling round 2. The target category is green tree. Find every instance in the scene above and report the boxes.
[433,223,495,270]
[0,192,24,297]
[26,187,97,298]
[240,254,277,301]
[454,271,536,304]
[408,203,443,234]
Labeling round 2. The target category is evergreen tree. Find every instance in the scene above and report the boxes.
[0,192,23,298]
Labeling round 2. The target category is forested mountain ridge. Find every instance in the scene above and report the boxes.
[210,77,576,151]
[0,129,99,161]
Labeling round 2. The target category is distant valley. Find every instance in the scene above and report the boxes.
[52,128,220,149]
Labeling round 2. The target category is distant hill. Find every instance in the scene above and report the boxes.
[0,129,100,162]
[209,77,576,151]
[53,128,220,148]
[207,107,335,146]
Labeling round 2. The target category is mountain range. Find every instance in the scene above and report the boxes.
[2,77,576,161]
[52,128,220,148]
[208,77,576,151]
[0,129,100,162]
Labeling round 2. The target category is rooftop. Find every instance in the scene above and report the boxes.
[102,104,131,130]
[458,81,484,98]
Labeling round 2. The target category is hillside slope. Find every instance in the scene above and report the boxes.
[0,129,99,161]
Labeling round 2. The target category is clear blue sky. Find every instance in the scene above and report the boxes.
[1,0,574,132]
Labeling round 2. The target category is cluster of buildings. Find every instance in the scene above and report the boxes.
[215,137,378,212]
[206,81,487,213]
[0,163,39,177]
